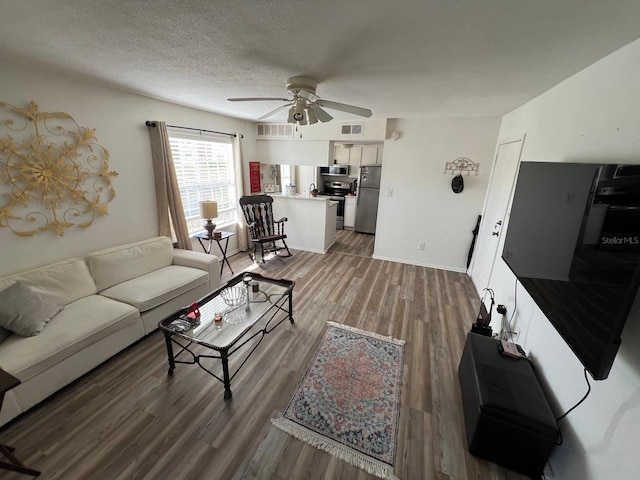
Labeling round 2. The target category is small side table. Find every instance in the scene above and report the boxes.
[194,231,235,276]
[0,369,41,477]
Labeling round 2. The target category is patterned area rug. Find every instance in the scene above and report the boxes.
[272,322,405,480]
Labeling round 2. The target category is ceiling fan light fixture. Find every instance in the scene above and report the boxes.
[287,105,296,124]
[291,101,307,125]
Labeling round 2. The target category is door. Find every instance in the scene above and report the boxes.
[469,137,524,295]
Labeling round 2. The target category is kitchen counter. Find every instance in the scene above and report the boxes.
[271,194,337,253]
[270,193,330,201]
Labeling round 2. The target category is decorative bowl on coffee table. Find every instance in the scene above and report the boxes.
[220,286,246,307]
[220,286,248,324]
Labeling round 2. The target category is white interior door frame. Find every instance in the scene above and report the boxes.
[468,134,525,296]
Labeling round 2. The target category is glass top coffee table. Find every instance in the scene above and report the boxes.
[158,271,295,399]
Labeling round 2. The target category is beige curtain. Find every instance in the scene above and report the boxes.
[232,133,249,251]
[147,121,192,250]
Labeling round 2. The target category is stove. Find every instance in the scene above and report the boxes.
[322,180,355,197]
[319,181,355,229]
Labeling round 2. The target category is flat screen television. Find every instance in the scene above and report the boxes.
[501,162,640,380]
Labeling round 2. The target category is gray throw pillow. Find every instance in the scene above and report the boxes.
[0,282,63,337]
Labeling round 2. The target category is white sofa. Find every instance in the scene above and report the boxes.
[0,236,220,427]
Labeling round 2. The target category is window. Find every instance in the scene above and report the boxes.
[279,164,292,192]
[168,132,237,235]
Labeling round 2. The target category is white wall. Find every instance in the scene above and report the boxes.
[247,114,502,274]
[255,118,387,166]
[374,117,500,271]
[256,139,332,166]
[295,118,387,142]
[0,62,253,276]
[482,38,640,480]
[0,63,499,277]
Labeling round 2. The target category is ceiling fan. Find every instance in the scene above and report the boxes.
[227,76,372,125]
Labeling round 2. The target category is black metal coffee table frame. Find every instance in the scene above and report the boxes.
[159,272,294,400]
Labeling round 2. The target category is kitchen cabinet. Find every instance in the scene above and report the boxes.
[334,144,384,170]
[361,145,383,165]
[331,145,361,168]
[361,145,378,165]
[344,196,357,229]
[333,145,350,165]
[348,146,362,168]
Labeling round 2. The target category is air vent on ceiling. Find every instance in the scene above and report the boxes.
[340,123,364,135]
[257,124,294,138]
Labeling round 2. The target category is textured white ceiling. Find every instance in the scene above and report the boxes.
[1,1,639,122]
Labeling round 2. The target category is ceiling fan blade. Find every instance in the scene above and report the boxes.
[258,103,293,120]
[316,99,372,118]
[227,97,290,102]
[297,89,320,102]
[311,104,333,123]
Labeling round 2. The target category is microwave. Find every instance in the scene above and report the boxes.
[320,165,349,176]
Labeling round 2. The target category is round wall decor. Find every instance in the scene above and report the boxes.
[0,101,117,236]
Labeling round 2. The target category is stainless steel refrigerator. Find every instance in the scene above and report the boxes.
[355,165,381,234]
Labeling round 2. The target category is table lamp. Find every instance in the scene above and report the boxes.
[199,200,218,238]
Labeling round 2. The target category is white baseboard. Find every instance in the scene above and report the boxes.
[372,254,467,273]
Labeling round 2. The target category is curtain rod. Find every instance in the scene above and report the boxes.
[145,121,243,138]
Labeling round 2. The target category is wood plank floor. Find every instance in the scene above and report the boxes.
[328,229,375,257]
[0,232,527,480]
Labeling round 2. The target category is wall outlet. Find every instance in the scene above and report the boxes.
[506,326,521,342]
[387,187,393,196]
[418,242,425,250]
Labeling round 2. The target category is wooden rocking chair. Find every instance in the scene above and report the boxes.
[239,195,292,263]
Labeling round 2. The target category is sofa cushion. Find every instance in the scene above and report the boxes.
[0,295,140,382]
[0,282,63,336]
[0,258,98,306]
[86,236,174,291]
[0,327,10,344]
[99,265,208,312]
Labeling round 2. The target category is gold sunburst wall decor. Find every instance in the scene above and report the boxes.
[0,101,117,236]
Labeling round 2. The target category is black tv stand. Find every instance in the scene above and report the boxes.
[458,333,559,478]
